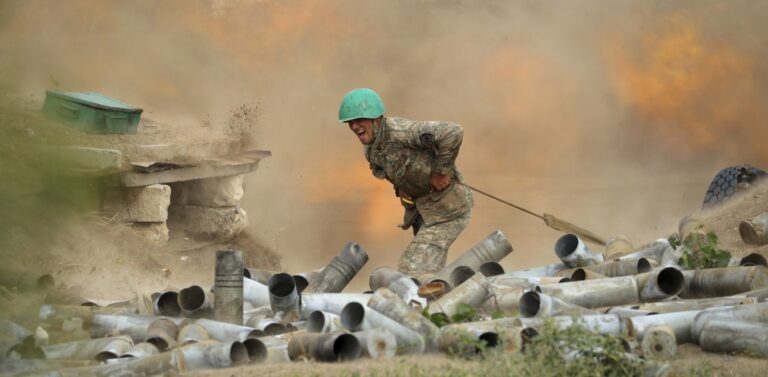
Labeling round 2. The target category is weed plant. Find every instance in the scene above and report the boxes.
[670,230,731,269]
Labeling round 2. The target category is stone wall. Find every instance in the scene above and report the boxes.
[103,174,248,242]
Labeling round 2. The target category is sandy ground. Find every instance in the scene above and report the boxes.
[699,180,768,257]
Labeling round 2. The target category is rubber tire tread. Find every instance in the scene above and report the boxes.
[702,166,767,208]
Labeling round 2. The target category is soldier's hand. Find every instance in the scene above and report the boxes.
[430,172,451,191]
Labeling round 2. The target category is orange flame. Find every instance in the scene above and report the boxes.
[306,159,403,242]
[605,13,764,159]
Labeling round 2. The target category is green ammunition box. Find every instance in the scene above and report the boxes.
[42,91,143,134]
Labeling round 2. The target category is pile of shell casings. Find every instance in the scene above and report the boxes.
[2,221,767,376]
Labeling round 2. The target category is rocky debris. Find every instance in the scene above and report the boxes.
[105,185,171,223]
[163,173,251,242]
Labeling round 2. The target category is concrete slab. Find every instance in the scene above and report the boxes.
[119,150,270,187]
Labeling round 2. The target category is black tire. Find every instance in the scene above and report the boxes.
[702,165,767,209]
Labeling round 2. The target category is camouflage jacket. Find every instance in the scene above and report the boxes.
[364,116,473,227]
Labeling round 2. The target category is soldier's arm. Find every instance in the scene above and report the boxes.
[364,147,386,179]
[407,121,464,175]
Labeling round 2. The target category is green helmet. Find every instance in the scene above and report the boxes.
[338,88,385,123]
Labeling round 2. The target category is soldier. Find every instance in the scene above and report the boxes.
[338,88,473,276]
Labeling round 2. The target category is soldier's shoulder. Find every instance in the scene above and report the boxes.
[387,117,458,131]
[384,116,417,132]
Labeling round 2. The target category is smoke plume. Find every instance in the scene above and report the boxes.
[1,0,766,290]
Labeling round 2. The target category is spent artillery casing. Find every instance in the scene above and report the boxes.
[41,335,133,360]
[503,262,567,278]
[369,267,409,291]
[177,323,209,346]
[352,329,396,359]
[287,332,361,362]
[640,325,677,360]
[146,318,178,351]
[341,302,425,355]
[680,266,768,299]
[678,215,705,241]
[120,342,160,359]
[479,261,505,277]
[484,285,526,314]
[438,319,526,356]
[604,235,634,260]
[243,268,278,285]
[519,291,598,318]
[569,268,608,281]
[304,243,369,293]
[306,311,342,333]
[300,293,371,319]
[698,317,768,356]
[214,250,244,325]
[537,275,640,309]
[520,314,622,336]
[430,230,513,290]
[638,296,756,314]
[738,253,768,267]
[367,288,439,351]
[178,340,249,369]
[268,273,300,322]
[193,318,260,342]
[293,269,322,293]
[178,285,214,317]
[617,240,670,262]
[427,273,490,318]
[39,304,136,327]
[554,234,604,268]
[689,302,768,341]
[94,337,133,362]
[579,258,654,277]
[626,309,710,344]
[89,314,182,342]
[449,266,476,287]
[740,212,768,246]
[153,291,182,317]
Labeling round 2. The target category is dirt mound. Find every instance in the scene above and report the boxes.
[698,180,768,258]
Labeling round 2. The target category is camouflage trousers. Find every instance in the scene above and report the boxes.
[397,209,471,276]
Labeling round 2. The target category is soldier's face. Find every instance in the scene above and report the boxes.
[348,118,375,145]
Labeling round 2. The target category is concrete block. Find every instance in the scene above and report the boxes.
[130,222,169,243]
[104,184,171,222]
[172,175,244,207]
[169,205,248,241]
[123,184,171,222]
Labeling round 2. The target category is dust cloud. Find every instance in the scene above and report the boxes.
[1,0,767,291]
